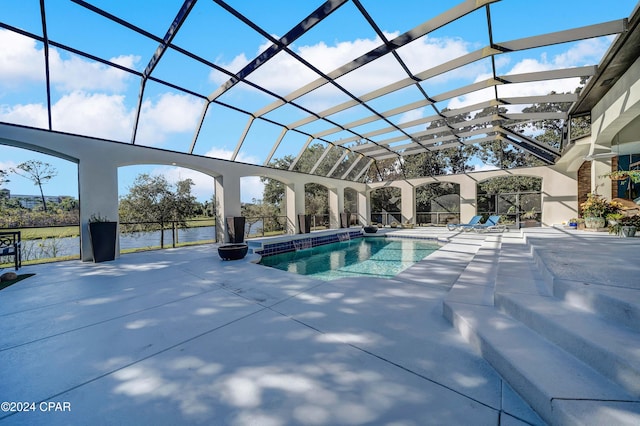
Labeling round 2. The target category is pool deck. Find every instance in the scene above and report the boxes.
[0,227,638,425]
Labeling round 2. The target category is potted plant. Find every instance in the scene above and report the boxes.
[609,215,640,237]
[602,170,640,183]
[580,193,622,229]
[606,213,624,227]
[521,208,539,227]
[88,214,117,262]
[568,218,578,229]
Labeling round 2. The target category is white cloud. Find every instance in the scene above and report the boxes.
[202,148,264,202]
[0,29,137,93]
[210,33,478,105]
[150,166,215,201]
[0,30,44,86]
[398,35,481,87]
[397,108,426,125]
[447,38,612,110]
[136,93,203,146]
[553,37,613,68]
[0,159,18,172]
[49,51,139,93]
[51,91,132,140]
[0,103,48,128]
[1,91,202,146]
[148,165,264,203]
[204,147,259,164]
[240,176,265,203]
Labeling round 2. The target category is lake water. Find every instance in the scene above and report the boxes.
[9,221,272,262]
[18,226,217,261]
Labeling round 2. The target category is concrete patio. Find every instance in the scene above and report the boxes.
[0,227,638,425]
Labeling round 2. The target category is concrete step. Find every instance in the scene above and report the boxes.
[443,300,640,425]
[553,279,640,333]
[495,291,640,398]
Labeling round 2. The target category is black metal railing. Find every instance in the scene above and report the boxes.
[416,211,460,226]
[243,215,288,238]
[119,218,216,250]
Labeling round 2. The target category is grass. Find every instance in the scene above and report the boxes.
[0,273,36,291]
[3,226,80,240]
[4,219,216,241]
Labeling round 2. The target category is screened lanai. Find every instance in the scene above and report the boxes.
[1,0,637,175]
[2,0,640,259]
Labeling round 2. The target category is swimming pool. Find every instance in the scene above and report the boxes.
[258,237,440,281]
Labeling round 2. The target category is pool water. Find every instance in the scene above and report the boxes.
[259,237,440,281]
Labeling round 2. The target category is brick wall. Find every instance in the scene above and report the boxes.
[577,161,591,216]
[577,159,617,215]
[610,156,618,198]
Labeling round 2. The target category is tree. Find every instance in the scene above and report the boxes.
[477,176,542,217]
[0,169,9,187]
[263,155,295,209]
[241,198,281,235]
[118,174,198,248]
[11,160,58,212]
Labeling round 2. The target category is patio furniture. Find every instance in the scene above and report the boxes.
[0,231,22,270]
[472,215,507,233]
[447,215,482,231]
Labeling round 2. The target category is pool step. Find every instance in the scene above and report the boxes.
[495,292,640,398]
[443,231,640,425]
[553,279,640,333]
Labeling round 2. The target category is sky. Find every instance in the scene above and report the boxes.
[1,0,638,203]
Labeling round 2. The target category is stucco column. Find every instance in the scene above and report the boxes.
[78,158,119,262]
[459,176,477,223]
[592,159,613,199]
[328,187,340,228]
[214,174,242,243]
[285,182,306,233]
[400,183,415,224]
[358,190,369,226]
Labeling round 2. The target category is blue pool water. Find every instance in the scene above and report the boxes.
[259,237,440,281]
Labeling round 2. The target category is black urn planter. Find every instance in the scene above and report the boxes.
[363,225,378,234]
[298,214,311,234]
[218,243,248,261]
[340,212,349,228]
[89,221,117,262]
[226,216,246,243]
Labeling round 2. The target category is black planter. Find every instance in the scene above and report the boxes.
[218,243,248,260]
[363,225,378,233]
[89,221,117,262]
[298,214,311,234]
[340,212,349,228]
[226,216,246,243]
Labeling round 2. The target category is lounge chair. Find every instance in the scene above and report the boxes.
[447,215,482,231]
[472,215,507,233]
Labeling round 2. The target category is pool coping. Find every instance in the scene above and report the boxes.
[250,227,451,258]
